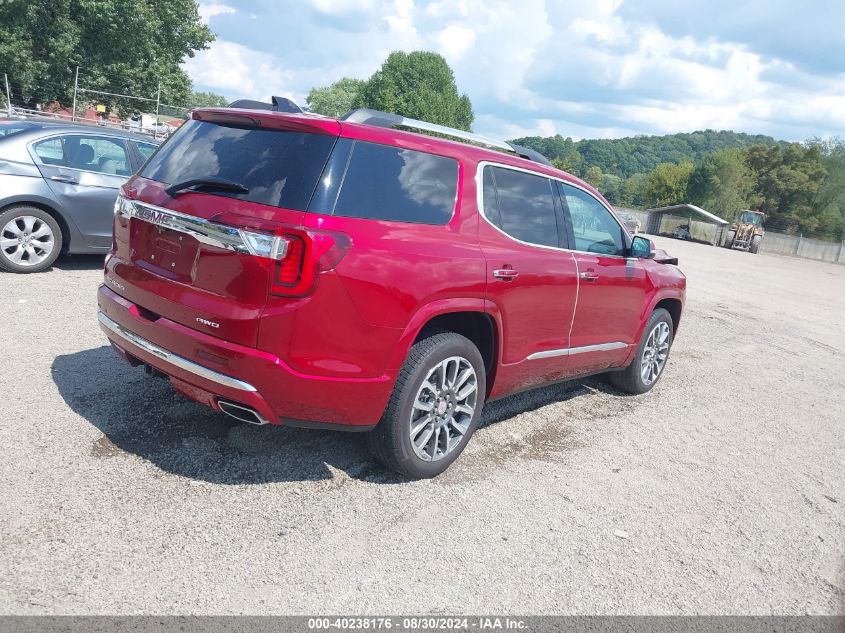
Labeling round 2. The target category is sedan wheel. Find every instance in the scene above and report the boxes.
[0,207,63,273]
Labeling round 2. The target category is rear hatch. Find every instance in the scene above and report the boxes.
[107,110,340,346]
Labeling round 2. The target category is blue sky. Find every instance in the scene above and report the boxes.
[184,0,845,141]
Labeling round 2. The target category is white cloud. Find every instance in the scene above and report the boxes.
[183,40,296,102]
[197,2,236,23]
[183,0,845,142]
[435,25,476,61]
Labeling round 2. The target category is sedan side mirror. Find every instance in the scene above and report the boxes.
[630,235,655,258]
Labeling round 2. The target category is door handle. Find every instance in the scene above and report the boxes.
[579,271,599,281]
[50,175,79,185]
[493,268,519,280]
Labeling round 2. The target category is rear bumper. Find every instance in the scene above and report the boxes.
[97,285,392,428]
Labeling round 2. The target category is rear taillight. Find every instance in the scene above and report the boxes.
[212,213,350,298]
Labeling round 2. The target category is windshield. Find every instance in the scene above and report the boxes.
[739,211,763,226]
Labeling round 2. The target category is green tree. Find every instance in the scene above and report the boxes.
[599,173,623,204]
[0,0,213,112]
[620,173,649,208]
[645,162,694,208]
[745,143,827,235]
[354,51,473,131]
[190,90,229,108]
[687,149,754,221]
[807,138,845,240]
[306,77,365,117]
[584,165,604,189]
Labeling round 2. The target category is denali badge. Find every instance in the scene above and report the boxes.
[196,317,220,329]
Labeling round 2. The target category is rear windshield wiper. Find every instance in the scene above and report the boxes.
[164,177,249,197]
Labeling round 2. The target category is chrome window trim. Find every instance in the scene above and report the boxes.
[97,311,258,392]
[115,198,286,259]
[527,341,629,361]
[475,160,630,259]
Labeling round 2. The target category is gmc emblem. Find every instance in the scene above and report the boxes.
[137,207,172,226]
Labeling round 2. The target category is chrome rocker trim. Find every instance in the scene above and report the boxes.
[98,311,258,392]
[527,341,629,361]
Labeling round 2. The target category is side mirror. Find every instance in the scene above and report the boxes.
[630,235,655,258]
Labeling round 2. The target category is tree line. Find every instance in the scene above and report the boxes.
[514,132,845,241]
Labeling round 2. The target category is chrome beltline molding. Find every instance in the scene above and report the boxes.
[98,311,258,392]
[527,341,629,361]
[116,198,267,256]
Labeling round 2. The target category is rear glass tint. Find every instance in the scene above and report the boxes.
[140,119,336,210]
[332,141,458,224]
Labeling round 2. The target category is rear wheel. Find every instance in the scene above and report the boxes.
[610,308,674,395]
[750,235,762,254]
[367,331,485,478]
[0,206,62,273]
[724,230,736,249]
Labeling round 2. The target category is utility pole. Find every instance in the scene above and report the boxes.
[154,82,161,140]
[4,73,11,117]
[71,66,79,122]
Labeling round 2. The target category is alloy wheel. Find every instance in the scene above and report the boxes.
[409,356,478,462]
[640,321,670,386]
[0,215,56,267]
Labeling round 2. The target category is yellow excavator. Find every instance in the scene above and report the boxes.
[724,210,765,254]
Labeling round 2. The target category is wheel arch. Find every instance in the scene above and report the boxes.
[389,299,500,396]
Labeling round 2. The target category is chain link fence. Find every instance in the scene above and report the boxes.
[1,67,192,139]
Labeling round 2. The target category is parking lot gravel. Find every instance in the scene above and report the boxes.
[1,237,843,614]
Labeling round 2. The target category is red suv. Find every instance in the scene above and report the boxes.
[97,103,686,478]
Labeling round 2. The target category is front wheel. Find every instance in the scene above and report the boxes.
[724,230,736,249]
[367,331,486,478]
[750,235,762,254]
[609,308,674,395]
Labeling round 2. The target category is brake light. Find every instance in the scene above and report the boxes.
[212,212,350,298]
[274,234,304,286]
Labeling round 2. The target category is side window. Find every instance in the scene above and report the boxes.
[486,166,559,248]
[73,137,131,175]
[481,167,502,228]
[332,141,458,224]
[561,184,625,255]
[33,138,65,165]
[136,142,158,162]
[35,135,131,176]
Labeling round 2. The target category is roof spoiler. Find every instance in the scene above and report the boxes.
[343,108,552,166]
[226,96,303,114]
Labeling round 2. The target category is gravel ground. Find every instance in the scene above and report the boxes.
[0,237,843,615]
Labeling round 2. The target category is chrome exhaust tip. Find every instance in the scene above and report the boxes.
[218,400,269,425]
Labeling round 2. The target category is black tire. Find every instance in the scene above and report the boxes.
[724,230,736,249]
[610,308,674,395]
[0,206,63,273]
[367,331,486,479]
[750,235,762,254]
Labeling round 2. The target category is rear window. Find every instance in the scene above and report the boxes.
[331,141,458,224]
[140,119,336,211]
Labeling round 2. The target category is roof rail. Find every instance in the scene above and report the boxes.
[342,108,552,166]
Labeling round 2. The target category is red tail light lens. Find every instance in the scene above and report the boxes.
[211,212,349,298]
[273,234,305,287]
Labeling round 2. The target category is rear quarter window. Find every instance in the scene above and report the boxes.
[331,141,458,225]
[140,119,336,211]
